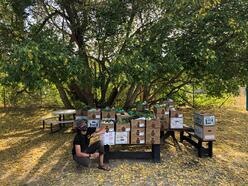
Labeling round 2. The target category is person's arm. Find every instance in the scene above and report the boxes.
[92,127,106,136]
[75,145,91,158]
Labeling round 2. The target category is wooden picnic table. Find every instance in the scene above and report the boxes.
[52,109,76,121]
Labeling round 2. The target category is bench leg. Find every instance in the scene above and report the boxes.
[198,140,202,157]
[50,123,53,133]
[208,141,213,157]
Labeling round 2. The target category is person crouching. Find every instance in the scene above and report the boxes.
[72,119,110,171]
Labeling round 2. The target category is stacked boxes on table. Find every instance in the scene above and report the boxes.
[116,121,131,144]
[131,118,146,144]
[170,110,183,129]
[87,109,101,128]
[101,110,116,145]
[194,113,216,140]
[146,119,160,144]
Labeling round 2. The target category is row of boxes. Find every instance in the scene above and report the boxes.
[100,119,160,145]
[155,109,184,130]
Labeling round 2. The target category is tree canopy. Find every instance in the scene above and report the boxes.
[0,0,248,108]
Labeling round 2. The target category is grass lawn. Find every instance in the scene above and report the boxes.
[0,106,247,185]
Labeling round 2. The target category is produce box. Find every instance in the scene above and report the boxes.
[131,119,146,128]
[194,124,216,140]
[116,122,131,132]
[102,111,116,120]
[194,113,216,126]
[131,128,145,137]
[100,120,115,132]
[101,131,115,145]
[87,109,101,119]
[131,136,145,144]
[146,119,160,129]
[170,117,183,129]
[115,132,130,144]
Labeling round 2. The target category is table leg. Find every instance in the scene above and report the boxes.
[152,144,160,163]
[198,140,202,157]
[179,131,184,142]
[104,145,110,163]
[208,141,213,157]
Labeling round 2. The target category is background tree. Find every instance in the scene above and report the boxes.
[0,0,247,109]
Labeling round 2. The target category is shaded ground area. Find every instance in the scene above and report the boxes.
[0,107,247,185]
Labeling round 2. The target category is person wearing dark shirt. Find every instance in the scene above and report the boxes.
[72,119,110,171]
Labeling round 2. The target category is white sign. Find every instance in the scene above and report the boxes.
[101,132,115,145]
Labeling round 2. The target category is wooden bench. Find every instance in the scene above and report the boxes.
[40,116,59,129]
[180,131,215,158]
[40,116,74,133]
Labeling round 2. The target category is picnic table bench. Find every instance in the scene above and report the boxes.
[180,130,215,157]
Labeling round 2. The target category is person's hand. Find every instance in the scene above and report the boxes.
[90,152,100,159]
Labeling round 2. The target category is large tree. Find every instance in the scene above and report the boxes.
[0,0,248,108]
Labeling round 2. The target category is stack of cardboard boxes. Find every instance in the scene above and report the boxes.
[131,119,146,144]
[101,110,116,145]
[154,107,170,130]
[194,113,216,140]
[146,119,160,144]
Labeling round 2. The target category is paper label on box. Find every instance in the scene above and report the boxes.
[140,140,145,144]
[108,128,114,132]
[178,114,183,117]
[101,132,115,145]
[88,120,100,128]
[126,128,130,132]
[96,115,100,119]
[116,132,128,144]
[204,135,215,140]
[165,111,169,115]
[139,131,145,136]
[204,116,215,125]
[170,118,183,129]
[138,123,145,127]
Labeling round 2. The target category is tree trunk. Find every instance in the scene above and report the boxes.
[55,83,73,108]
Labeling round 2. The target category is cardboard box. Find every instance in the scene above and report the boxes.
[115,132,130,144]
[102,111,116,120]
[146,119,160,129]
[116,112,130,120]
[170,117,183,129]
[160,118,170,130]
[101,132,115,145]
[156,111,169,120]
[87,110,101,119]
[131,136,145,144]
[116,123,131,132]
[194,113,216,126]
[154,107,166,115]
[146,128,160,138]
[146,136,160,144]
[131,128,145,137]
[170,110,183,118]
[194,124,216,140]
[100,120,115,132]
[131,119,146,128]
[88,119,100,128]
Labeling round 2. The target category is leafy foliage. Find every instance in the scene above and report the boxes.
[0,0,248,108]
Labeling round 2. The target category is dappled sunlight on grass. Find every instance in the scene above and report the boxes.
[0,107,247,185]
